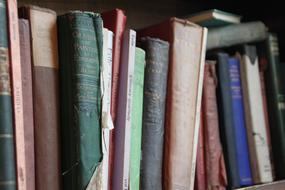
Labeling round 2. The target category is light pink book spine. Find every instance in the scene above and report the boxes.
[112,29,136,190]
[7,1,26,190]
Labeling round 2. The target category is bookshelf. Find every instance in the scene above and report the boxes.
[15,0,285,190]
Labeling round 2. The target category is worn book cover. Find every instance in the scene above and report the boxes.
[58,12,103,190]
[19,6,61,190]
[138,18,207,190]
[139,37,169,190]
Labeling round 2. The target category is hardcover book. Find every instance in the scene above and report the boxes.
[139,37,169,190]
[101,10,127,189]
[19,6,61,190]
[0,1,17,189]
[58,11,103,190]
[112,29,136,190]
[203,61,227,190]
[19,18,35,190]
[207,21,267,50]
[260,34,285,179]
[228,57,253,186]
[237,45,273,183]
[138,18,207,190]
[186,9,241,27]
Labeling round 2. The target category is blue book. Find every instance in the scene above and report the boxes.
[228,58,253,186]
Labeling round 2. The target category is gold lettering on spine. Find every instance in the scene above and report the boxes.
[0,48,11,95]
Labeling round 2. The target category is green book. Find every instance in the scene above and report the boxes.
[186,9,241,27]
[58,12,103,190]
[129,47,145,190]
[0,1,17,190]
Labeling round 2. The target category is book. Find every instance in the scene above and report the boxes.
[228,57,253,186]
[138,18,207,190]
[237,45,273,183]
[19,6,61,190]
[112,29,136,190]
[139,37,169,190]
[261,34,285,179]
[100,28,113,190]
[207,21,267,50]
[194,113,207,190]
[7,1,26,190]
[101,10,127,189]
[129,47,145,190]
[209,52,240,188]
[186,9,241,27]
[0,0,17,189]
[58,11,103,190]
[258,55,275,179]
[19,18,35,190]
[202,61,227,190]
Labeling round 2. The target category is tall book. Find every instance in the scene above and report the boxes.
[261,34,285,179]
[208,52,239,188]
[186,9,241,27]
[100,28,113,190]
[139,37,169,190]
[138,18,207,190]
[237,45,273,183]
[129,47,145,190]
[228,57,253,186]
[194,113,207,190]
[19,18,35,190]
[19,6,61,190]
[58,12,103,190]
[202,61,227,190]
[101,10,127,189]
[0,0,17,189]
[7,1,27,190]
[112,29,136,190]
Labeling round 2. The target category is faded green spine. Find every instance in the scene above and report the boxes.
[130,48,145,190]
[58,12,102,190]
[0,0,16,190]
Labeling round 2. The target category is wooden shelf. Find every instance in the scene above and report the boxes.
[235,180,285,190]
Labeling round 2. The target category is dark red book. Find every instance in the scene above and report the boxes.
[101,9,126,190]
[203,61,227,190]
[194,112,207,190]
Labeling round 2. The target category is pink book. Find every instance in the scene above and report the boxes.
[112,29,136,190]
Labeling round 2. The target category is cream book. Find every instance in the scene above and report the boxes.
[186,9,241,27]
[237,45,273,184]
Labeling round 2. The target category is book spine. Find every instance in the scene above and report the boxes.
[129,47,145,190]
[203,61,227,190]
[194,113,207,190]
[19,6,61,190]
[112,29,136,190]
[207,21,267,50]
[101,28,113,190]
[264,34,285,179]
[58,12,103,190]
[139,37,169,190]
[101,10,127,190]
[0,1,17,189]
[18,18,35,190]
[228,58,253,186]
[216,53,240,188]
[7,1,26,190]
[239,45,273,183]
[259,57,275,179]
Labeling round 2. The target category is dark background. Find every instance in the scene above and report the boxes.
[19,0,285,60]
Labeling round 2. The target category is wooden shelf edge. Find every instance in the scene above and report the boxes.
[235,180,285,190]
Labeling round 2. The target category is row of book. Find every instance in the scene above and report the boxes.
[193,9,285,190]
[0,1,283,190]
